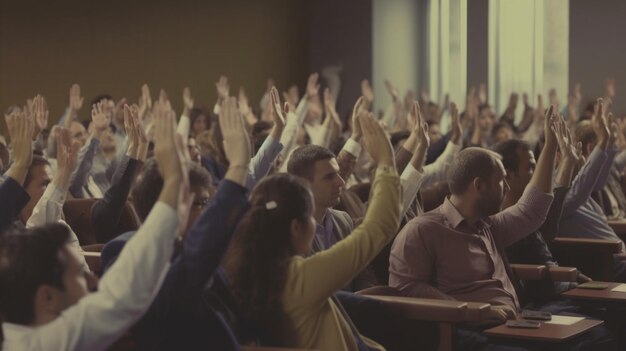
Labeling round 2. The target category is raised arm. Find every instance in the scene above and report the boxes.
[1,109,34,233]
[176,87,194,141]
[336,96,365,181]
[293,113,400,304]
[493,106,557,248]
[38,103,189,351]
[174,96,251,293]
[92,105,148,242]
[400,101,430,215]
[68,101,111,198]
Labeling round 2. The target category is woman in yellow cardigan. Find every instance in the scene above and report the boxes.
[225,112,401,350]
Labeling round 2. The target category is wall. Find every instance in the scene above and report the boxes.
[0,0,310,135]
[570,0,626,115]
[307,0,372,119]
[467,0,488,91]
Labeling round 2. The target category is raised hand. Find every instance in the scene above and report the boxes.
[306,73,320,99]
[269,87,287,140]
[54,127,81,190]
[449,102,462,145]
[607,113,620,150]
[215,75,230,102]
[543,105,558,148]
[478,83,487,104]
[361,79,374,106]
[219,97,251,186]
[138,84,153,121]
[592,98,610,150]
[324,87,341,129]
[154,94,188,211]
[360,112,394,168]
[31,95,49,140]
[182,87,194,116]
[4,110,34,184]
[413,102,430,149]
[606,78,616,99]
[554,113,580,163]
[350,96,366,142]
[69,84,84,113]
[384,79,399,101]
[91,101,111,140]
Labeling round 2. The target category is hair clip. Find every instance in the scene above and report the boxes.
[265,201,278,210]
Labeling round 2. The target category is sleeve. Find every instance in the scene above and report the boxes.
[0,177,30,234]
[614,149,626,172]
[25,183,90,271]
[69,138,100,198]
[395,147,413,174]
[537,186,569,242]
[420,141,461,189]
[173,181,248,294]
[289,167,400,304]
[593,147,618,193]
[562,147,608,216]
[245,135,283,191]
[400,164,425,218]
[388,221,456,300]
[336,138,362,182]
[491,186,554,248]
[91,157,140,243]
[177,114,191,141]
[34,203,179,351]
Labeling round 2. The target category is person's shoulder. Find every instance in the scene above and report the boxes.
[329,208,351,223]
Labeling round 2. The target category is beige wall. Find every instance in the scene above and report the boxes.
[0,0,309,135]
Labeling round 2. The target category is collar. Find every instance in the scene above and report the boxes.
[441,197,492,230]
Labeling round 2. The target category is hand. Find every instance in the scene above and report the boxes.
[543,105,558,147]
[360,112,394,168]
[574,83,582,104]
[350,96,366,142]
[420,88,431,103]
[549,89,559,108]
[113,98,128,126]
[138,84,152,120]
[554,113,582,163]
[323,87,341,129]
[54,127,81,190]
[219,97,252,182]
[32,95,49,140]
[384,79,398,100]
[606,78,616,98]
[361,79,374,105]
[412,102,430,150]
[182,87,194,116]
[69,84,84,112]
[215,75,230,102]
[485,305,517,322]
[124,105,139,158]
[479,83,487,104]
[533,94,545,126]
[269,87,287,140]
[592,98,610,149]
[449,102,462,145]
[607,113,620,150]
[306,73,320,98]
[4,110,34,184]
[91,101,111,140]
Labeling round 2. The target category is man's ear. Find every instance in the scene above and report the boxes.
[472,177,483,192]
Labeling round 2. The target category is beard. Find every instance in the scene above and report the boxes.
[476,191,502,217]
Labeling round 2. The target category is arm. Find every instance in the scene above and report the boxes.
[562,147,608,215]
[292,167,400,303]
[37,202,179,351]
[593,147,618,193]
[537,186,569,242]
[400,164,426,217]
[245,134,283,191]
[420,141,461,189]
[336,97,366,181]
[91,157,140,242]
[68,138,100,198]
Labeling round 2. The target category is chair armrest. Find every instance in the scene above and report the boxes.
[547,266,578,282]
[355,285,403,297]
[608,220,626,235]
[551,237,622,253]
[82,244,105,252]
[510,264,546,280]
[364,295,483,322]
[83,251,102,274]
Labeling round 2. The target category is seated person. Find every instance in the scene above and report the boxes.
[100,98,256,350]
[225,113,401,351]
[556,99,626,281]
[0,106,187,350]
[389,109,611,350]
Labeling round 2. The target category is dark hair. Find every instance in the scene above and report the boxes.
[0,224,70,324]
[448,147,501,195]
[189,107,213,131]
[574,120,596,154]
[90,94,113,109]
[224,174,313,345]
[131,158,213,221]
[390,130,411,149]
[287,145,336,181]
[24,155,51,188]
[492,139,531,174]
[491,122,513,138]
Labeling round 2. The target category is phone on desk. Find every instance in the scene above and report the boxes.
[521,310,552,321]
[578,282,609,290]
[505,320,541,329]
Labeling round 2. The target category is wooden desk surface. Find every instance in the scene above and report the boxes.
[483,318,603,342]
[561,282,626,302]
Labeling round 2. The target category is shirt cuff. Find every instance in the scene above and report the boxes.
[342,138,362,157]
[213,104,221,115]
[376,165,398,176]
[400,163,423,183]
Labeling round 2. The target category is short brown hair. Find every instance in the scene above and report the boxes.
[448,147,501,195]
[287,145,335,181]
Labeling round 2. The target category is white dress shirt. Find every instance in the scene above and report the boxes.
[2,202,179,351]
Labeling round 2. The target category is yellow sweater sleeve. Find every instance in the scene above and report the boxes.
[286,166,401,305]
